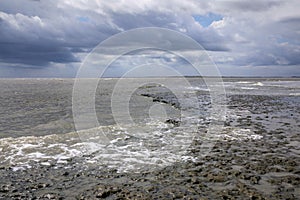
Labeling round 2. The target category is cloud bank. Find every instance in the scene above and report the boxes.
[0,0,299,77]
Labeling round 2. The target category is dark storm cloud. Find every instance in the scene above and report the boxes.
[0,0,230,70]
[0,0,299,77]
[0,1,121,69]
[0,42,79,66]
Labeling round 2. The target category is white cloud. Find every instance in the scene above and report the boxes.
[0,0,299,77]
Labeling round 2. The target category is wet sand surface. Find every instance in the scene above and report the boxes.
[0,78,299,199]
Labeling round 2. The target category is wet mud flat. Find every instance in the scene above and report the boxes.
[0,78,300,199]
[1,136,299,199]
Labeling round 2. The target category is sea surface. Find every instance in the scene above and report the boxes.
[0,77,299,199]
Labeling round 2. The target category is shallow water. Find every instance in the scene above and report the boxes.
[0,77,299,199]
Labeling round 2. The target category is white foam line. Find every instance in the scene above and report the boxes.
[252,82,264,86]
[241,87,256,90]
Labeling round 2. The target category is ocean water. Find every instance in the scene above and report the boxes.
[0,78,299,173]
[0,78,300,199]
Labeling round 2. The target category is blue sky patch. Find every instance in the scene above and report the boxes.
[193,12,223,27]
[77,16,90,23]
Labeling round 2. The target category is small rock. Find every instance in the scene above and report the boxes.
[0,185,10,193]
[63,171,69,176]
[165,119,180,126]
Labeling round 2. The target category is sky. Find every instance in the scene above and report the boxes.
[0,0,299,77]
